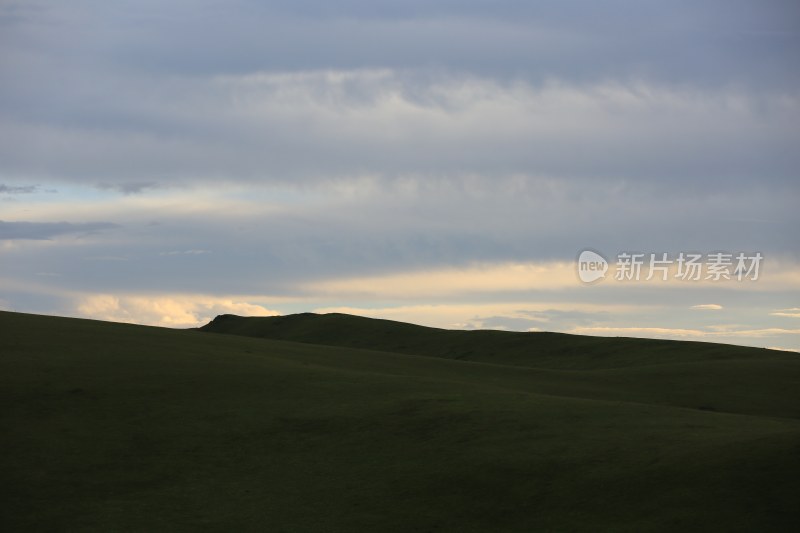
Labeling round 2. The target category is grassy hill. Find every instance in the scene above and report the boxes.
[200,313,800,420]
[199,312,779,370]
[2,310,799,531]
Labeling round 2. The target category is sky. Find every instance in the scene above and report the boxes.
[1,0,799,350]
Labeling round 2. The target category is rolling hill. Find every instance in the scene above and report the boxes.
[199,312,781,369]
[2,310,799,531]
[200,313,800,419]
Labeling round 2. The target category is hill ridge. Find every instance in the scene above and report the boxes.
[3,309,800,530]
[198,312,781,370]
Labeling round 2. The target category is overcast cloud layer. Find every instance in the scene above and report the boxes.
[1,0,799,350]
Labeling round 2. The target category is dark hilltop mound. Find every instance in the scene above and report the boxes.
[199,312,780,370]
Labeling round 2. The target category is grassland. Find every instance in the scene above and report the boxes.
[2,310,799,531]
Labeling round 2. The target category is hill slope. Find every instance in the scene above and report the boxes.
[199,313,800,420]
[200,312,786,370]
[3,310,800,531]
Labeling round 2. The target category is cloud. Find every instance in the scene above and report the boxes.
[5,0,797,86]
[0,179,797,305]
[770,308,800,318]
[691,304,723,310]
[0,184,38,194]
[305,261,580,298]
[96,181,160,195]
[516,309,611,325]
[2,69,798,189]
[0,220,119,240]
[83,255,130,261]
[75,293,281,328]
[3,3,798,195]
[306,257,800,300]
[467,316,546,331]
[460,310,611,331]
[569,326,800,340]
[159,250,211,256]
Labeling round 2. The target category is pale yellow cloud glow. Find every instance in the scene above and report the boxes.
[770,308,800,318]
[75,294,281,328]
[568,326,800,340]
[307,262,581,298]
[305,259,800,299]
